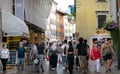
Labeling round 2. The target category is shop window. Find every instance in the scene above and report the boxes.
[97,15,106,28]
[2,37,7,42]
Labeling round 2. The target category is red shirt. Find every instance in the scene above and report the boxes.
[91,46,101,60]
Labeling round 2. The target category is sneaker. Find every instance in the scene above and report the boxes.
[106,70,108,73]
[66,70,69,72]
[2,71,6,74]
[42,70,44,72]
[63,67,65,70]
[51,68,56,70]
[96,71,100,73]
[76,67,78,70]
[82,70,85,73]
[108,68,112,72]
[20,71,23,73]
[17,71,20,73]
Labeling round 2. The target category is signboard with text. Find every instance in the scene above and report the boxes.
[7,50,17,65]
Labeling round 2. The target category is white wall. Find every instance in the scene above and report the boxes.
[15,0,24,20]
[110,0,117,22]
[0,0,13,13]
[24,0,52,30]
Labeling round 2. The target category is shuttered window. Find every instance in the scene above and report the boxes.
[98,15,106,28]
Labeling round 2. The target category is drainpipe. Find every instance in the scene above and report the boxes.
[110,0,117,22]
[118,0,120,70]
[0,7,2,49]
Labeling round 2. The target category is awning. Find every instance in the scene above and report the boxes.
[49,38,58,42]
[2,11,29,37]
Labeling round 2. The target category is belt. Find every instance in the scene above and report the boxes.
[68,52,74,54]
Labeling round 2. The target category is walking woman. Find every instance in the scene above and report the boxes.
[101,38,115,72]
[90,39,101,73]
[0,44,10,74]
[49,43,58,70]
[66,41,75,74]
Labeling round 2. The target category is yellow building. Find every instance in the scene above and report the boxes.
[76,0,111,47]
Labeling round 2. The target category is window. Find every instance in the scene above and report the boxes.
[97,0,106,2]
[98,15,106,28]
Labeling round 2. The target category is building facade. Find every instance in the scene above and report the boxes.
[0,0,13,48]
[76,0,111,46]
[24,0,52,43]
[0,0,13,13]
[0,0,29,50]
[46,1,57,42]
[63,16,75,41]
[56,10,66,41]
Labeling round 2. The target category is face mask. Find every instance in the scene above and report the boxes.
[4,46,7,48]
[105,41,108,44]
[20,45,23,47]
[94,44,97,47]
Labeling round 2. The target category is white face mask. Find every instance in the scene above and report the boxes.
[20,45,23,47]
[105,41,108,44]
[4,45,7,48]
[94,44,97,47]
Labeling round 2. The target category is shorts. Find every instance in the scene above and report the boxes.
[103,53,112,61]
[62,56,68,64]
[78,56,86,65]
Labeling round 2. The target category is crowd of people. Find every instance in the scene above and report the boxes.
[0,37,116,74]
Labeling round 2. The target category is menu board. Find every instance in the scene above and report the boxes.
[7,50,17,65]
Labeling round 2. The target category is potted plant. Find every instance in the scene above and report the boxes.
[103,21,119,52]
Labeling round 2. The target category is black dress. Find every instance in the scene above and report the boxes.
[67,46,74,74]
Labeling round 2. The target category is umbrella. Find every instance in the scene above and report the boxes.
[1,11,29,37]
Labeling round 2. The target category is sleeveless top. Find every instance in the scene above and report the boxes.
[68,47,74,52]
[102,45,111,56]
[68,46,74,58]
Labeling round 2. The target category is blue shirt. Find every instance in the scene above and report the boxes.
[17,47,26,58]
[37,45,45,54]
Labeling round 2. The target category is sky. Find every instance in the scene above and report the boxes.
[54,0,74,14]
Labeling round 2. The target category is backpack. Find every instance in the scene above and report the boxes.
[77,43,87,56]
[64,46,66,54]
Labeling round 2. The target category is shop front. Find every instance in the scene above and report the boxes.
[1,11,29,65]
[25,21,45,44]
[2,10,29,48]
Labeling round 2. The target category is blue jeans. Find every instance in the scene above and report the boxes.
[17,58,24,72]
[36,54,44,71]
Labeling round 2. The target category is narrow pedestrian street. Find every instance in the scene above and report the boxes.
[0,0,120,74]
[2,61,120,74]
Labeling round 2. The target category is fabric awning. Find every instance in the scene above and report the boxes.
[2,11,29,37]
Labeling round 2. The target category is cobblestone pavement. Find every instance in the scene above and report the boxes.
[0,60,120,74]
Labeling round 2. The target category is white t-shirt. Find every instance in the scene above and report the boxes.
[0,48,9,59]
[32,45,37,54]
[61,44,69,56]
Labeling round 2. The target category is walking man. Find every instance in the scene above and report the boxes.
[16,42,27,73]
[37,42,46,72]
[76,37,88,73]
